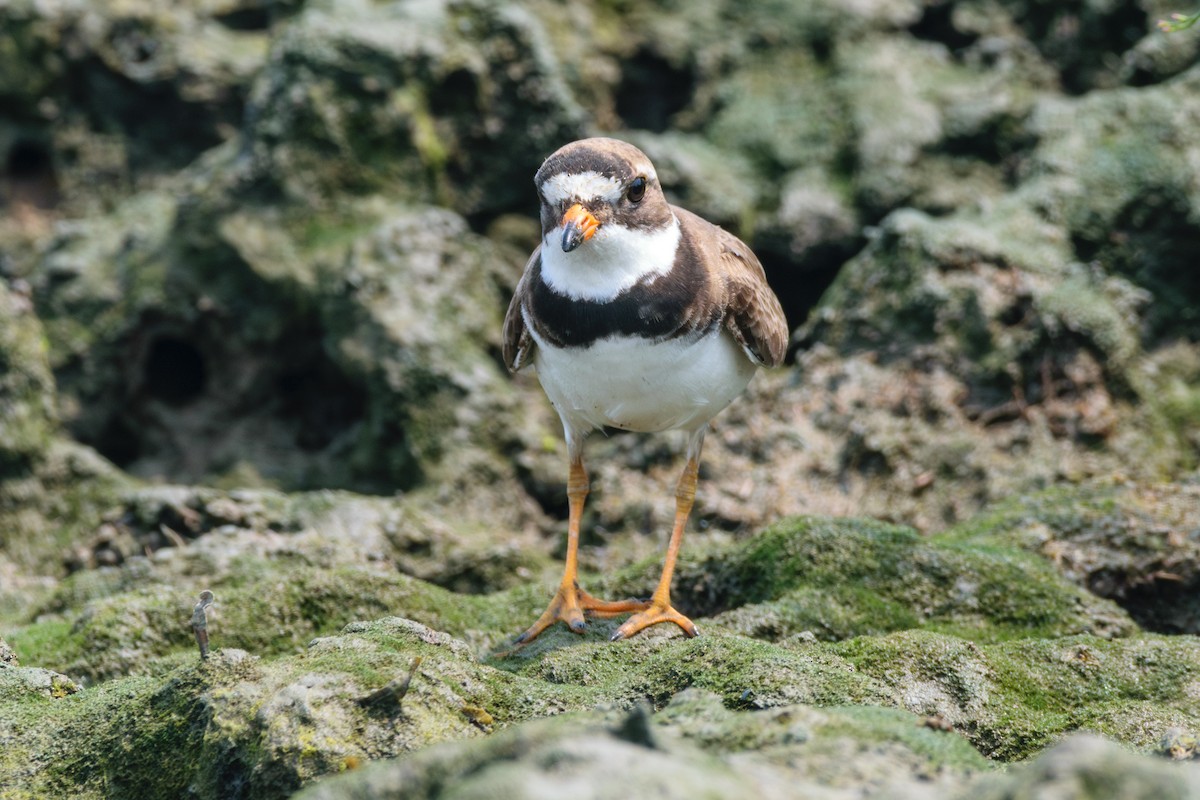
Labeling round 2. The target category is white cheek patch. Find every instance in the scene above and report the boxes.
[541,171,624,206]
[540,216,681,302]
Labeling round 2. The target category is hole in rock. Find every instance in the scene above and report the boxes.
[1020,4,1148,95]
[275,359,368,453]
[93,416,142,469]
[909,0,979,52]
[615,50,696,133]
[6,139,51,179]
[144,336,208,406]
[71,315,394,493]
[1107,577,1200,636]
[1074,191,1200,343]
[214,0,304,30]
[756,242,853,363]
[4,138,60,210]
[429,68,480,120]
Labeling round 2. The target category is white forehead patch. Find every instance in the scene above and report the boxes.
[541,170,624,205]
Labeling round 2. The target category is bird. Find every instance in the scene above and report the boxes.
[502,137,788,643]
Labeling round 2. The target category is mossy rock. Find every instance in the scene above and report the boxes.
[6,615,1200,797]
[11,513,1134,683]
[1025,71,1200,341]
[0,282,58,480]
[943,482,1200,634]
[603,515,1134,643]
[24,184,527,495]
[245,0,584,214]
[294,691,991,800]
[2,502,1197,795]
[0,0,282,213]
[11,567,543,685]
[837,629,1200,760]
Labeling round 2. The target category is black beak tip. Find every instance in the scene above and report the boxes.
[562,230,581,253]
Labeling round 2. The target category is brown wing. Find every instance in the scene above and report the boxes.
[502,247,540,372]
[677,209,788,368]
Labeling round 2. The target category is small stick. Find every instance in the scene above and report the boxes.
[358,656,423,715]
[191,590,215,660]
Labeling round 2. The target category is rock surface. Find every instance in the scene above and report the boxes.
[2,0,1200,798]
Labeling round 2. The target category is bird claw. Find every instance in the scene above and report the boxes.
[610,603,699,641]
[515,583,649,645]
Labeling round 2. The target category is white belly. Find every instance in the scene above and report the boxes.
[531,329,758,435]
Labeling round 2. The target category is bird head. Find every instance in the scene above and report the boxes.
[534,138,674,255]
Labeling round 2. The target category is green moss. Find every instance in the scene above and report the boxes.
[821,704,993,772]
[6,615,1199,796]
[939,481,1199,573]
[0,448,133,617]
[0,617,628,798]
[12,559,554,683]
[502,629,891,712]
[638,634,887,708]
[1037,269,1141,370]
[606,515,1133,644]
[707,50,847,177]
[653,688,993,778]
[6,620,81,674]
[939,483,1121,547]
[0,656,213,800]
[1139,345,1200,470]
[836,631,1200,761]
[0,285,60,477]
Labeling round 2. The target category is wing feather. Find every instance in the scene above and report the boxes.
[675,209,788,368]
[502,248,540,372]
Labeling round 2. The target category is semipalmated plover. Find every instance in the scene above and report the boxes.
[504,137,788,643]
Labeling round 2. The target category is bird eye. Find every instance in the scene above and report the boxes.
[627,176,647,203]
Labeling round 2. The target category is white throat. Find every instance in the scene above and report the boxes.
[540,216,680,302]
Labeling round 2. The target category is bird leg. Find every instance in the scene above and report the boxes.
[515,453,648,644]
[611,437,704,642]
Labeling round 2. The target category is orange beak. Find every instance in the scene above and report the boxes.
[560,203,600,252]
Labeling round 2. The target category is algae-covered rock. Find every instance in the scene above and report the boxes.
[22,184,530,499]
[3,498,1200,796]
[25,566,520,684]
[11,513,1131,684]
[1,617,609,799]
[0,280,58,479]
[969,734,1200,799]
[836,35,1021,216]
[0,635,17,666]
[293,692,988,800]
[294,716,1200,799]
[1024,71,1200,343]
[0,663,78,702]
[6,0,1200,797]
[837,630,1200,760]
[945,482,1200,635]
[245,0,585,213]
[7,608,1199,798]
[607,515,1133,643]
[0,0,281,214]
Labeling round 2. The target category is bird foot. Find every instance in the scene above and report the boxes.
[515,583,649,645]
[610,601,699,641]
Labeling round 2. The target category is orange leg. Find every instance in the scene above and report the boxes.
[610,450,702,641]
[515,454,648,645]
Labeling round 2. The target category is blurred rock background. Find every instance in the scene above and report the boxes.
[2,0,1200,797]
